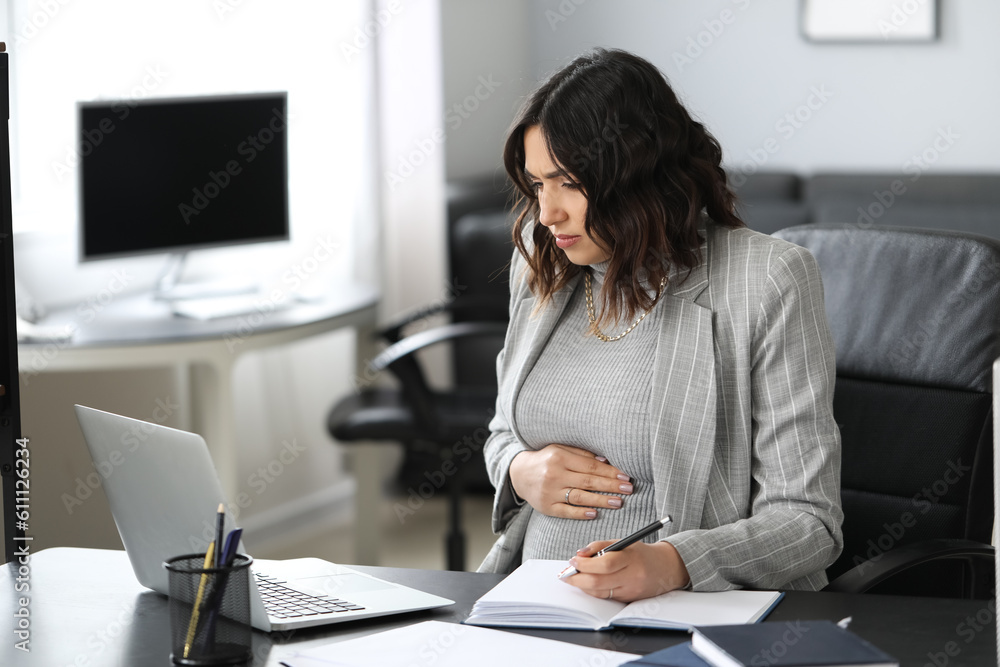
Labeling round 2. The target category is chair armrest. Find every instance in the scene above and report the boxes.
[377,296,508,343]
[372,322,508,373]
[370,321,508,435]
[824,538,995,594]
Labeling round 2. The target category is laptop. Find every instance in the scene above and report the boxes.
[74,405,453,631]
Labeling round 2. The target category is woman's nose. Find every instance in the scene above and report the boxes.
[537,190,565,227]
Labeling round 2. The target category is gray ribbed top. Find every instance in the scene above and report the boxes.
[517,262,661,561]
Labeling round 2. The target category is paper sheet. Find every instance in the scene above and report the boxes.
[283,620,640,667]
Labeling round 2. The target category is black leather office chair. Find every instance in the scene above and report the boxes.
[448,209,512,390]
[328,201,513,572]
[774,224,999,598]
[728,170,811,235]
[327,315,507,571]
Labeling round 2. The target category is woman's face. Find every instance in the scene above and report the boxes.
[523,125,609,265]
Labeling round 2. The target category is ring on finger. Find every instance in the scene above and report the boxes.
[564,488,575,506]
[607,588,614,599]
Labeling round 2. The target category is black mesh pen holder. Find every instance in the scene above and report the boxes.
[164,553,253,666]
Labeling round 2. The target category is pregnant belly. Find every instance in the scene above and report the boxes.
[522,488,657,562]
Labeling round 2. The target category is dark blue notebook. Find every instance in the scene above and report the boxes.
[691,620,898,667]
[626,641,711,666]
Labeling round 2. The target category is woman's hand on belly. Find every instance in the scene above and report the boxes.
[563,541,691,602]
[509,444,633,519]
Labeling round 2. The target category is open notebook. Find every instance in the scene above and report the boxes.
[465,559,783,631]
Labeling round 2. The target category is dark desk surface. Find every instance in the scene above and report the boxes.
[2,548,996,666]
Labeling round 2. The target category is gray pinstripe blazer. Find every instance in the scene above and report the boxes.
[479,221,844,592]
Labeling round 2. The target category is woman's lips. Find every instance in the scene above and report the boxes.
[555,234,581,249]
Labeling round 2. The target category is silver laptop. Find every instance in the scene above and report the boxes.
[74,405,453,632]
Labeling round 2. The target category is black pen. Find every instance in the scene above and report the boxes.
[214,503,225,568]
[557,515,672,579]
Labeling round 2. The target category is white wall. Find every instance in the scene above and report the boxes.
[440,0,535,182]
[445,0,1000,177]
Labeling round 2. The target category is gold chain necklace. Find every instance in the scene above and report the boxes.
[584,271,667,342]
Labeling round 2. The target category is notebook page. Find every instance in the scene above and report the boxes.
[468,559,625,628]
[612,589,783,630]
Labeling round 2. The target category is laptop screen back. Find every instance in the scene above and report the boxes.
[74,405,238,594]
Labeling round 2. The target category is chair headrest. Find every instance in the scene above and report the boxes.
[774,224,1000,393]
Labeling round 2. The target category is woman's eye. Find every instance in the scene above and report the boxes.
[530,181,542,192]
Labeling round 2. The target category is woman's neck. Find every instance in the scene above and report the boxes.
[588,259,659,296]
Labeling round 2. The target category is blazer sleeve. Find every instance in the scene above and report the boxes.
[666,243,844,591]
[483,244,531,534]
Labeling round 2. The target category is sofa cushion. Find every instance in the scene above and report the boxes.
[813,201,1000,240]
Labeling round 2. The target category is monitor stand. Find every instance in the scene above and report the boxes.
[153,251,258,301]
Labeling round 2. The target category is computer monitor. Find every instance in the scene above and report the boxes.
[0,50,24,565]
[79,92,289,295]
[994,357,999,666]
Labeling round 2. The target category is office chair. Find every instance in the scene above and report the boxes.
[328,205,513,572]
[727,170,811,235]
[327,316,507,571]
[774,224,999,598]
[448,209,512,390]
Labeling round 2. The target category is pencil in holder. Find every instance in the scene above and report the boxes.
[164,553,253,666]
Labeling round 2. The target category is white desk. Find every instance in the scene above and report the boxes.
[17,284,378,501]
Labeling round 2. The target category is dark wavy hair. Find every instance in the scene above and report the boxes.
[503,48,744,329]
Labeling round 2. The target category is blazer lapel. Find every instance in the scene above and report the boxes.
[501,273,582,445]
[650,238,718,534]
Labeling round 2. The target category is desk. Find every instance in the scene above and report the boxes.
[17,284,378,499]
[2,548,995,666]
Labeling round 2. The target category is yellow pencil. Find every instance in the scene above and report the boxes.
[183,542,216,658]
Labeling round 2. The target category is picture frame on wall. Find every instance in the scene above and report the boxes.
[801,0,939,43]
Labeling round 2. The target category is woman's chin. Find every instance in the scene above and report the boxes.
[561,247,609,266]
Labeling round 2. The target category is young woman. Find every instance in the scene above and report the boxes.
[479,48,843,602]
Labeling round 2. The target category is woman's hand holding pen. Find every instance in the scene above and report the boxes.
[509,444,633,520]
[563,540,690,603]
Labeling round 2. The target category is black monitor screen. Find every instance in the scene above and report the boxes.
[80,92,289,260]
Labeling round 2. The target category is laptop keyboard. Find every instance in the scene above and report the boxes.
[255,572,366,618]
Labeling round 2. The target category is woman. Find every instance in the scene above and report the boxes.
[479,48,843,602]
